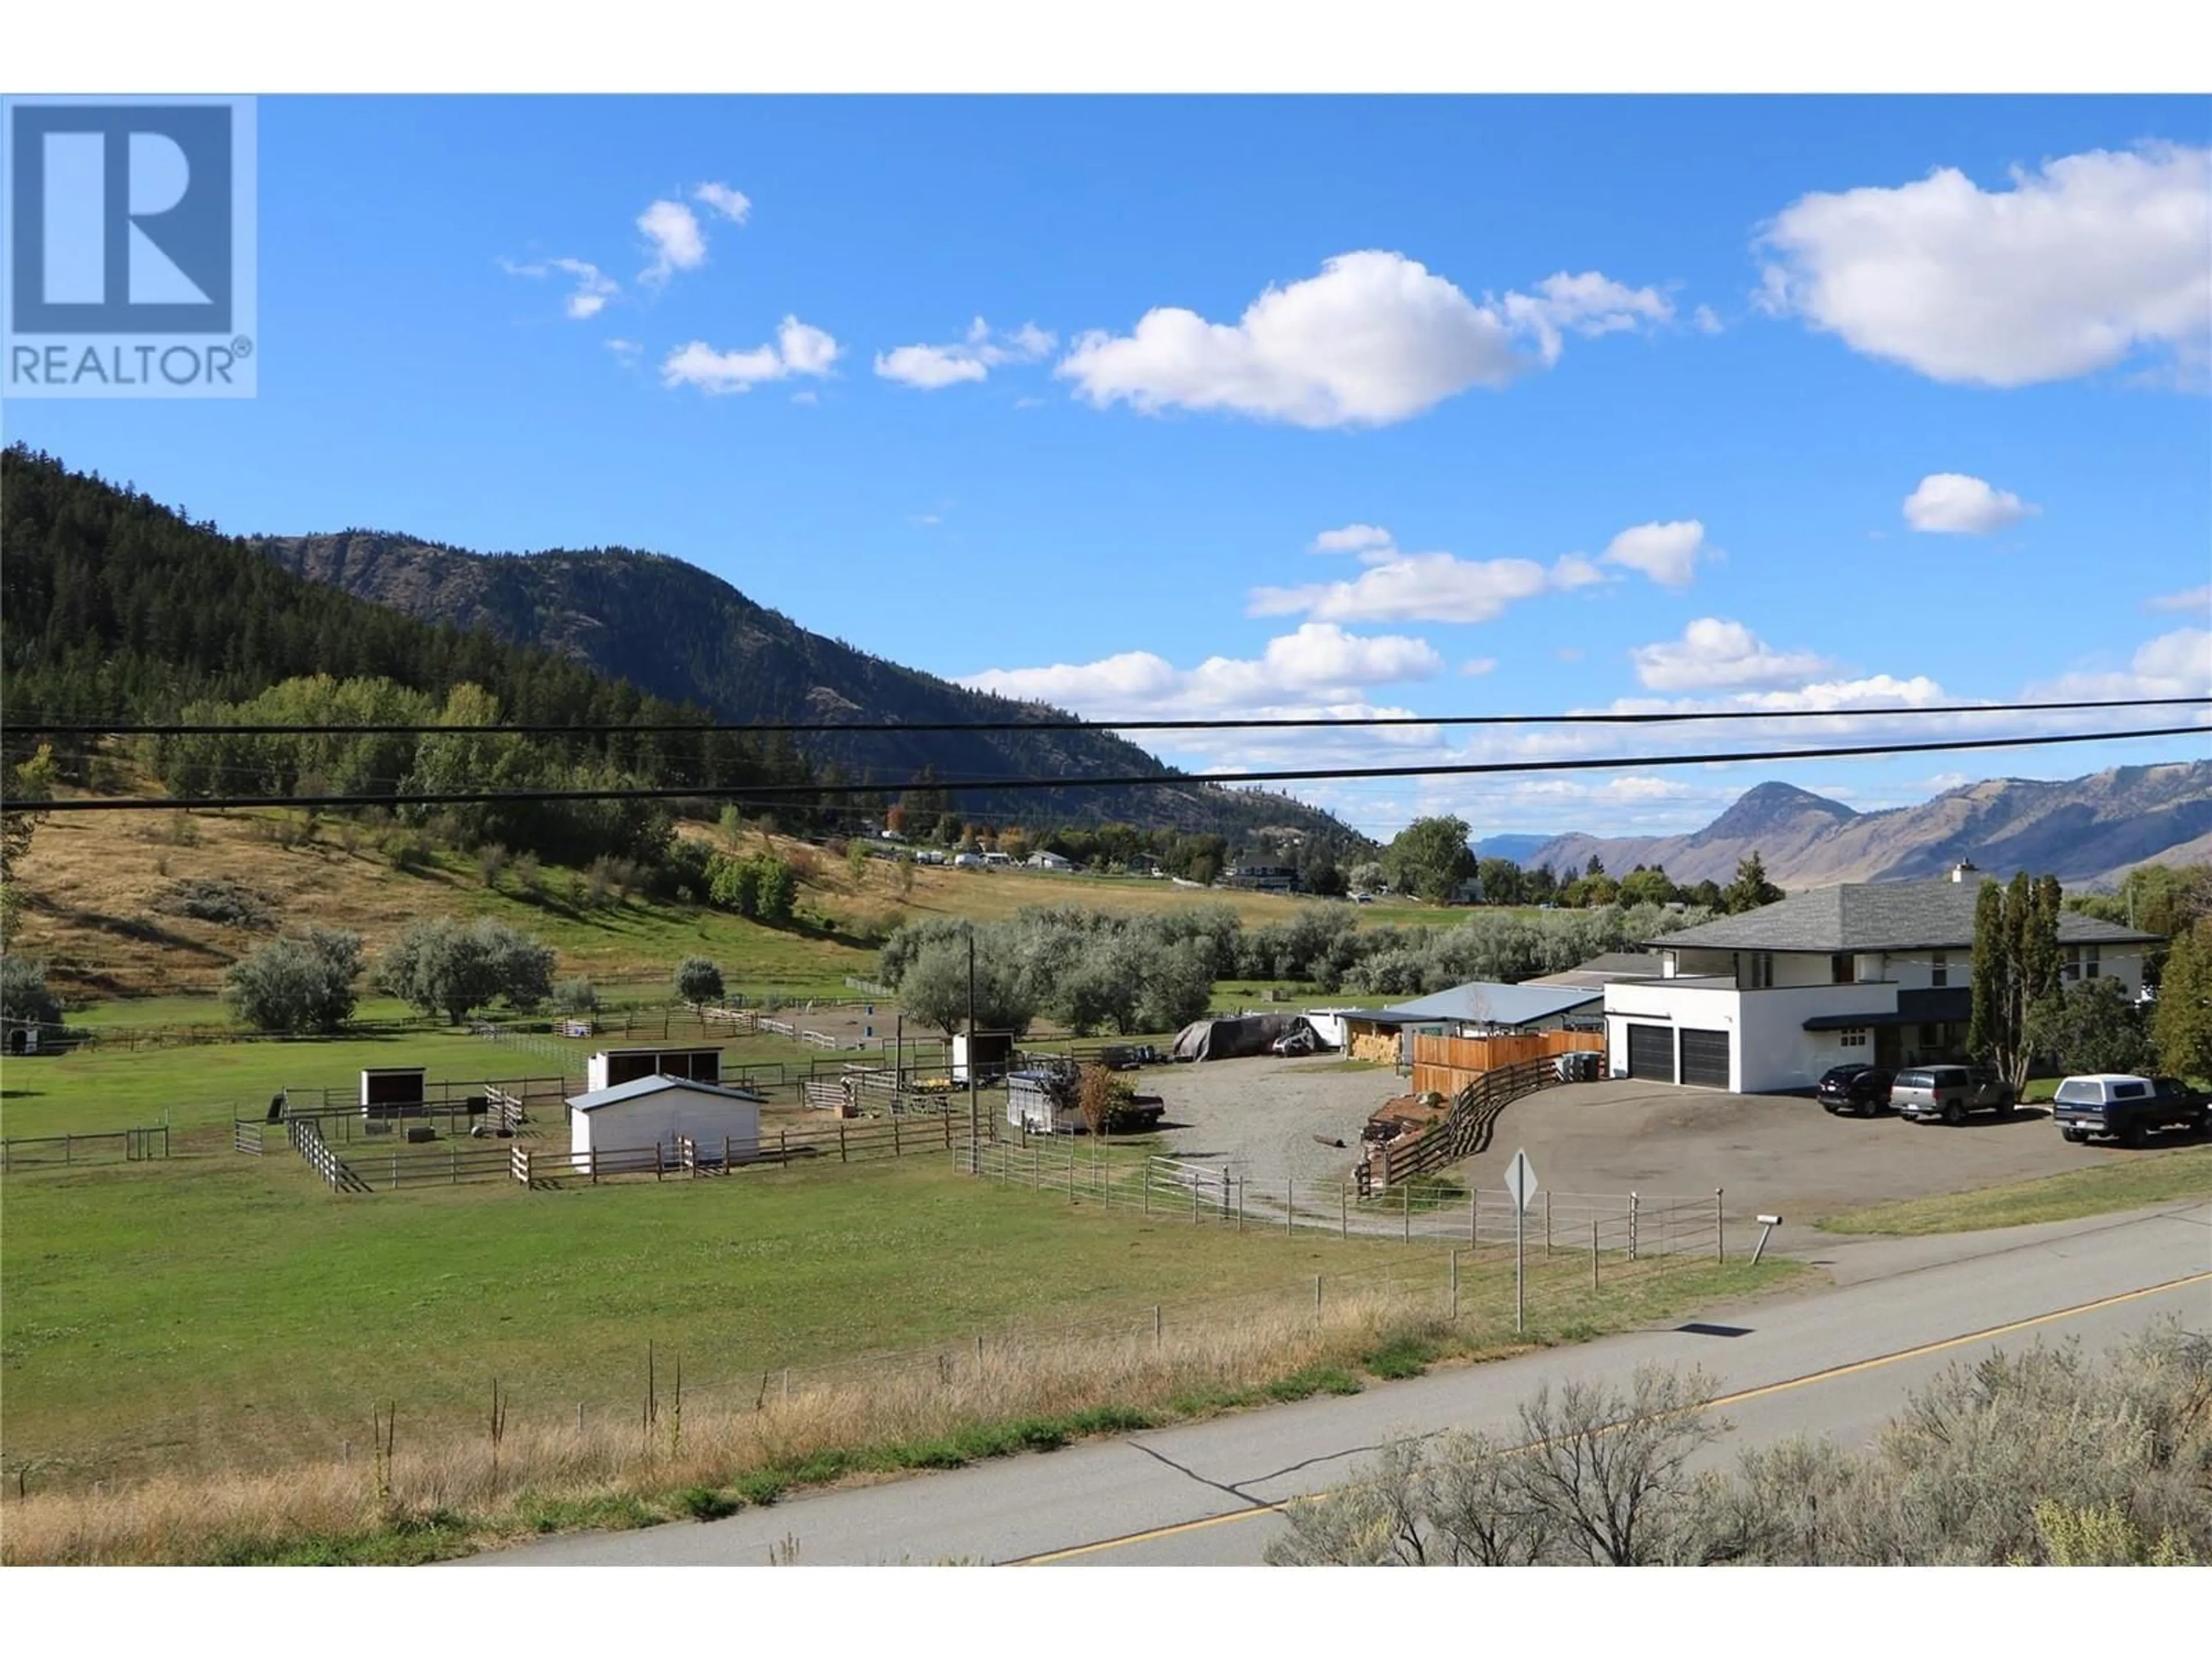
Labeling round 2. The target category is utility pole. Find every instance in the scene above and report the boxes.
[966,928,979,1174]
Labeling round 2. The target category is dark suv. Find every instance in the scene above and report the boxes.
[1817,1064,1893,1117]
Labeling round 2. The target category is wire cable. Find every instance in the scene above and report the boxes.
[18,721,2205,812]
[6,694,2204,738]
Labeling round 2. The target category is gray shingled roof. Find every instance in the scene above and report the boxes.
[1646,880,2163,954]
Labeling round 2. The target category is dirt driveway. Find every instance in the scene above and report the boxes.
[1143,1060,2188,1221]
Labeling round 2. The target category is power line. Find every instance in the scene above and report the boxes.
[20,721,2205,813]
[7,694,2204,738]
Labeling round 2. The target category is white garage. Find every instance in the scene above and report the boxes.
[566,1075,764,1165]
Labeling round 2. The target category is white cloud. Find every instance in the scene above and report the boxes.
[638,199,709,285]
[604,336,642,365]
[1903,473,2037,535]
[1309,523,1395,557]
[874,317,1057,389]
[660,317,841,394]
[1692,304,1724,335]
[501,256,618,320]
[1600,520,1706,587]
[1055,251,1665,429]
[1631,618,1834,692]
[2029,627,2212,703]
[1499,270,1674,364]
[692,181,752,223]
[1251,551,1603,626]
[1756,142,2212,387]
[1460,657,1499,677]
[959,623,1444,719]
[2147,584,2211,616]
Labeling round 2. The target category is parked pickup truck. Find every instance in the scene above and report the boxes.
[2052,1074,2210,1147]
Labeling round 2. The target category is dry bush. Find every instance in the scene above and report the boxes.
[1266,1323,2212,1568]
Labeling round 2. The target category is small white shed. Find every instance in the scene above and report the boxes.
[566,1075,763,1164]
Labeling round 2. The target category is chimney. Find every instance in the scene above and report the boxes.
[1948,859,1979,884]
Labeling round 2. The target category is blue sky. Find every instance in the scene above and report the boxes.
[6,94,2208,840]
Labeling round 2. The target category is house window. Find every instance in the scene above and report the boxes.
[1748,952,1774,990]
[2063,945,2102,983]
[1920,1024,1942,1047]
[1930,951,1948,988]
[1839,1028,1868,1048]
[1831,954,1856,985]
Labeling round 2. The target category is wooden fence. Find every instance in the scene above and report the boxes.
[509,1111,965,1188]
[1,1126,171,1172]
[1410,1028,1597,1098]
[1366,1048,1607,1194]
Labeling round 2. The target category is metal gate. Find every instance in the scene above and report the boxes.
[1680,1028,1732,1090]
[1626,1022,1675,1083]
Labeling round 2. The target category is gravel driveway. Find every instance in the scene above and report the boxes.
[1137,1060,2196,1221]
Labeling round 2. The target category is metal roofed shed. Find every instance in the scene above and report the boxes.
[1363,981,1603,1033]
[565,1074,764,1164]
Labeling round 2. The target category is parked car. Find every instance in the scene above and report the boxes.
[1817,1063,1894,1117]
[1271,1025,1321,1058]
[2051,1074,2211,1147]
[1892,1063,2015,1125]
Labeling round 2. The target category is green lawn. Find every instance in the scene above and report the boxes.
[4,1145,1548,1486]
[1819,1144,2212,1235]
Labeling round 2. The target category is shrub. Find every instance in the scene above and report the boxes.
[224,927,364,1033]
[153,877,278,931]
[552,977,600,1015]
[674,957,724,1005]
[476,843,510,889]
[377,917,556,1025]
[0,955,63,1030]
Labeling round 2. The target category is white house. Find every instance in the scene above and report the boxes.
[1025,850,1074,872]
[566,1075,763,1162]
[1603,874,2160,1093]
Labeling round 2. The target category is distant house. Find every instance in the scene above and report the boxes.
[980,850,1012,866]
[1026,850,1074,872]
[565,1074,763,1162]
[1221,863,1298,893]
[878,828,908,843]
[1605,873,2162,1092]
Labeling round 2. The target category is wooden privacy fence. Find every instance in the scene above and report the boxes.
[1410,1028,1597,1098]
[1,1126,171,1172]
[1368,1048,1606,1194]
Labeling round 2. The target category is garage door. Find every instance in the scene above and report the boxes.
[1626,1022,1675,1082]
[1680,1028,1731,1090]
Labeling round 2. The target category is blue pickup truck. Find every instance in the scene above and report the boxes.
[2052,1074,2211,1147]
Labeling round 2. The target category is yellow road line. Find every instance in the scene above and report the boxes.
[1010,1268,2212,1565]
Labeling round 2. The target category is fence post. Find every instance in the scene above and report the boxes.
[781,1127,789,1165]
[1315,1273,1323,1314]
[1592,1219,1600,1289]
[1544,1191,1552,1257]
[1450,1248,1460,1320]
[1234,1179,1241,1232]
[1404,1179,1412,1243]
[1142,1159,1150,1214]
[451,1146,458,1185]
[1470,1187,1478,1247]
[591,1146,599,1185]
[1286,1177,1294,1237]
[1070,1142,1078,1205]
[1629,1192,1639,1261]
[1153,1304,1162,1349]
[1192,1171,1200,1225]
[1715,1188,1725,1261]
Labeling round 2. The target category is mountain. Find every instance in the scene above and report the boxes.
[1475,834,1559,865]
[1522,764,2212,890]
[255,529,1363,847]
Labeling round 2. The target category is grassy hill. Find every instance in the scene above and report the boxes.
[12,804,1446,1005]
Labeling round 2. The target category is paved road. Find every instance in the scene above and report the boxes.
[465,1200,2211,1567]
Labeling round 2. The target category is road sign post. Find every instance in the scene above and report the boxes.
[1503,1149,1538,1335]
